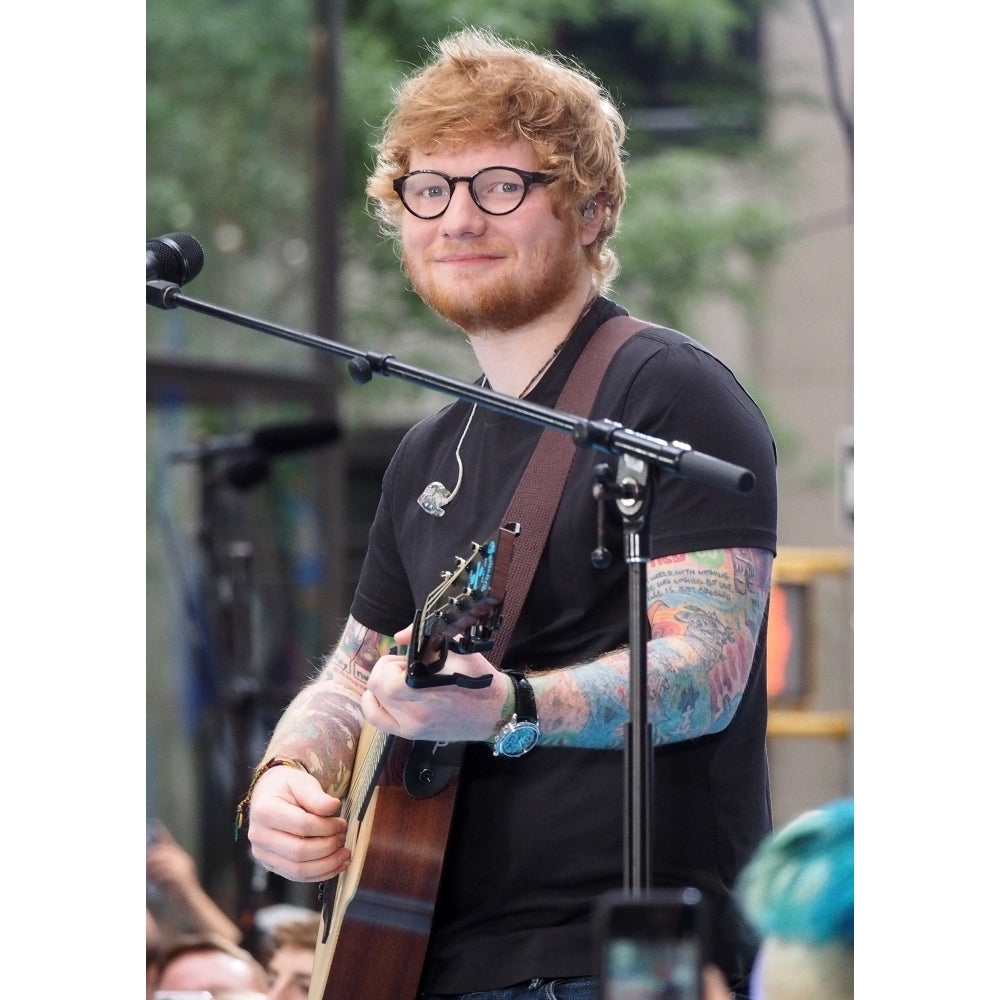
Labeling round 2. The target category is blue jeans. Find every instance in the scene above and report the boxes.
[420,977,599,1000]
[419,974,748,1000]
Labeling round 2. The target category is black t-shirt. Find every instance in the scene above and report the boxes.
[350,297,778,992]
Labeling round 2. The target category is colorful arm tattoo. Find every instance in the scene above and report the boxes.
[533,548,773,749]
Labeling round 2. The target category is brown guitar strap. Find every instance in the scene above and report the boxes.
[310,316,652,1000]
[486,314,651,668]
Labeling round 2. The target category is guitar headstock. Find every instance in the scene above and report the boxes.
[406,521,519,689]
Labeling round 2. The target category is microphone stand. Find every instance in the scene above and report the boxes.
[190,447,266,926]
[149,277,754,894]
[595,452,655,892]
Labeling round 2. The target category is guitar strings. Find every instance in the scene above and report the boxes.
[353,729,391,815]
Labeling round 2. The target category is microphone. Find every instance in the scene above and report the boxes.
[223,455,271,491]
[250,421,343,455]
[146,232,205,286]
[170,419,342,463]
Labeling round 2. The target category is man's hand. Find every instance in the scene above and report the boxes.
[146,827,199,894]
[247,764,351,882]
[361,625,509,742]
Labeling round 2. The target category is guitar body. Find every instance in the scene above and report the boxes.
[308,528,517,1000]
[308,728,460,1000]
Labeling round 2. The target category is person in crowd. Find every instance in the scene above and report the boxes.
[152,931,268,998]
[241,26,778,1000]
[701,798,854,1000]
[148,908,165,1000]
[147,820,242,944]
[263,915,321,1000]
[735,797,854,1000]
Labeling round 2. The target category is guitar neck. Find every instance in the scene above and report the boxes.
[342,724,394,825]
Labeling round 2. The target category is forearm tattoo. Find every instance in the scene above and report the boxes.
[264,619,396,796]
[536,548,772,749]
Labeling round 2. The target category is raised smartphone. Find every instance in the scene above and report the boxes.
[594,887,705,1000]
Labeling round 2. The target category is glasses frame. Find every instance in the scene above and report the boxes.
[392,166,556,220]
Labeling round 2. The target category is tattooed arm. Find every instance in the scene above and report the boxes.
[357,548,773,753]
[530,548,773,749]
[261,616,397,797]
[245,616,397,882]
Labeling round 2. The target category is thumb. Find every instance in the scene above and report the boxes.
[282,766,342,818]
[157,825,178,847]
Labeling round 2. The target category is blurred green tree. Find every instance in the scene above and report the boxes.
[147,0,788,420]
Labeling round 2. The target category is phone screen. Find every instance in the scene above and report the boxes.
[595,888,704,1000]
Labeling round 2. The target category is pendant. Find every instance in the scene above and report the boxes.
[417,481,451,517]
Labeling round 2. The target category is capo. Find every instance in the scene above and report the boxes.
[406,522,519,689]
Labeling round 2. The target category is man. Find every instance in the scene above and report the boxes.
[263,916,320,1000]
[147,821,242,945]
[243,26,778,1000]
[153,932,267,997]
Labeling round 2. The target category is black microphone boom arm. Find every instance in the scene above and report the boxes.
[146,245,753,494]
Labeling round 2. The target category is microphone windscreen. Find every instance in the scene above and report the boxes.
[225,454,271,491]
[147,232,205,286]
[251,420,341,456]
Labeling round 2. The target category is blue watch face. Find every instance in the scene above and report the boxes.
[501,723,539,756]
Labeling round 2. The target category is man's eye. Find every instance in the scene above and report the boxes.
[481,180,522,197]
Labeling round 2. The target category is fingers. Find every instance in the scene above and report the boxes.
[157,825,179,847]
[246,764,352,881]
[251,768,344,836]
[248,791,350,881]
[250,825,352,882]
[361,687,399,732]
[701,964,733,1000]
[365,647,504,742]
[365,650,410,728]
[146,841,197,886]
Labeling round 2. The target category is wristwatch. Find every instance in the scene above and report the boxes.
[492,671,541,757]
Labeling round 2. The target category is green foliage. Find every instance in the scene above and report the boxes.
[146,0,314,245]
[147,0,794,420]
[614,148,789,328]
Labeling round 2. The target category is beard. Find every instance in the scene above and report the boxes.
[401,224,582,335]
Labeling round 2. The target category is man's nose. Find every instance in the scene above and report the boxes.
[441,180,486,233]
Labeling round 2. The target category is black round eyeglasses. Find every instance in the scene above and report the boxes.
[392,166,556,220]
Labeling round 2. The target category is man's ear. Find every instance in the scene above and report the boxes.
[579,197,603,246]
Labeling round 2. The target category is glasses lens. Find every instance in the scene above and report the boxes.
[397,168,538,218]
[399,172,451,218]
[471,168,530,215]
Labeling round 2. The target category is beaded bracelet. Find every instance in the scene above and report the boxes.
[233,756,309,841]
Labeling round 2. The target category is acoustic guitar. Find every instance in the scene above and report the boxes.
[308,523,519,1000]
